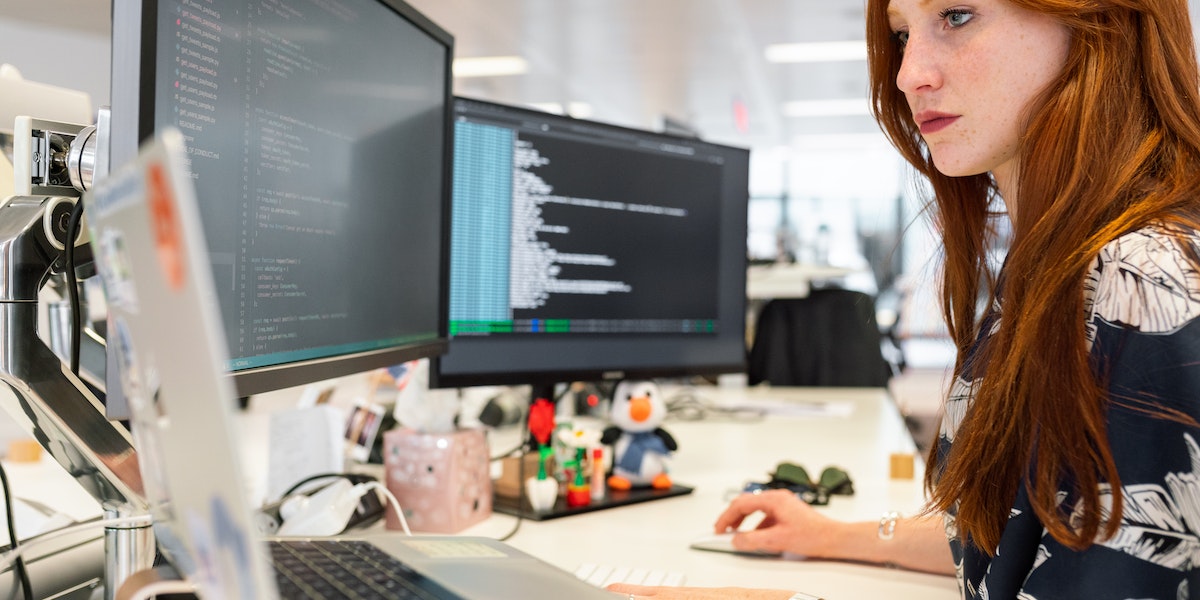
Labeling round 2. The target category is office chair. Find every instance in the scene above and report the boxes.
[747,289,892,387]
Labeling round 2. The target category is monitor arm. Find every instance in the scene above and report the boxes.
[0,161,154,596]
[0,195,144,509]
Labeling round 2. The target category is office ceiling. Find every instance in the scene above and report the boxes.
[404,0,1200,156]
[407,0,878,153]
[11,0,1200,160]
[2,0,876,156]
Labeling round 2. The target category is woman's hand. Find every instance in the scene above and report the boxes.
[601,490,954,598]
[716,489,954,574]
[606,583,796,599]
[713,489,837,557]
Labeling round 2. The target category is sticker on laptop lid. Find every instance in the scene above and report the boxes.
[94,228,139,312]
[145,160,187,291]
[185,497,261,599]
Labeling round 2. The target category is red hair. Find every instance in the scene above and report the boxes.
[867,0,1200,552]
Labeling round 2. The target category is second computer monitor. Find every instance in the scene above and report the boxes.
[435,98,750,389]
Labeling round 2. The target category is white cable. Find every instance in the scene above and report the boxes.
[125,579,196,600]
[0,513,153,569]
[362,482,411,536]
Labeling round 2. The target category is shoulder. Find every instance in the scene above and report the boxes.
[1098,225,1198,261]
[1085,225,1200,336]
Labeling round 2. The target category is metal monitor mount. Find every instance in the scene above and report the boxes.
[0,109,153,600]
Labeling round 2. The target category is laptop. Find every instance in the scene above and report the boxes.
[85,128,613,599]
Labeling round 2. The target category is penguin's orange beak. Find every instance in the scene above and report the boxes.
[629,396,651,422]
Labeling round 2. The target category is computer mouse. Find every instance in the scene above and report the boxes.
[687,531,783,557]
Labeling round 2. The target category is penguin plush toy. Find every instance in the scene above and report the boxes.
[601,380,677,490]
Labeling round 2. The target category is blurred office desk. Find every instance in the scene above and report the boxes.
[0,455,106,600]
[747,264,857,300]
[463,386,958,600]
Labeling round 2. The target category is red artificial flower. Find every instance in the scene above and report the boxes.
[528,398,556,446]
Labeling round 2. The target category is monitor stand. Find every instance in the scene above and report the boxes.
[0,196,154,600]
[491,382,693,521]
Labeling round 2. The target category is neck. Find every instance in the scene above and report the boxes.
[992,166,1017,224]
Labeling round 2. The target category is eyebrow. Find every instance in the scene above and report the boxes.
[886,0,936,19]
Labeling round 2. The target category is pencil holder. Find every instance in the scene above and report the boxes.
[383,427,492,533]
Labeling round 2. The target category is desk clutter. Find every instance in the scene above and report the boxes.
[742,462,856,506]
[267,370,915,537]
[301,372,698,529]
[382,428,492,533]
[490,380,694,520]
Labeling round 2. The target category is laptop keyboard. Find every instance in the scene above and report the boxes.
[270,539,460,599]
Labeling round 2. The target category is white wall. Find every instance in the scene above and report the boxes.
[0,19,110,110]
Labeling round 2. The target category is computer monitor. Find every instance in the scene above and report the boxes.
[108,0,453,399]
[434,97,750,396]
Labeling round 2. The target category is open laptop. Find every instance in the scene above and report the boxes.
[85,128,613,599]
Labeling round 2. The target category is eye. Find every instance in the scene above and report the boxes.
[940,8,973,28]
[892,30,910,49]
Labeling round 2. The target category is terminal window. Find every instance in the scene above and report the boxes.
[450,105,726,338]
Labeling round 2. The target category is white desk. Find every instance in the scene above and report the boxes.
[747,264,857,300]
[461,386,958,600]
[6,385,957,599]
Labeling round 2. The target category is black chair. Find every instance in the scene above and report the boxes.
[748,289,892,387]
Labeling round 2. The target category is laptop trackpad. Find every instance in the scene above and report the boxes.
[362,534,614,599]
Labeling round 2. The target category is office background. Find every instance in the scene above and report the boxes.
[7,0,1193,429]
[0,0,957,295]
[0,5,1146,594]
[4,1,908,262]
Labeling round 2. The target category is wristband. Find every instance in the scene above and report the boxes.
[878,510,900,540]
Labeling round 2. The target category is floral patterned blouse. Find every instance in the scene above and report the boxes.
[940,226,1200,599]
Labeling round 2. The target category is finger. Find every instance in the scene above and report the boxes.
[714,492,773,531]
[716,489,795,532]
[714,511,748,532]
[733,527,785,553]
[605,583,655,594]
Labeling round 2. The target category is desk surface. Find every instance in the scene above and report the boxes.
[462,386,958,599]
[7,385,958,599]
[747,264,858,299]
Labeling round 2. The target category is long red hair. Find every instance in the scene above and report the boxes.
[867,0,1200,552]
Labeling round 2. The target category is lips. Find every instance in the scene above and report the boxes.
[914,110,959,135]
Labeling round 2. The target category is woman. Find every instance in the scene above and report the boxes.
[612,0,1200,598]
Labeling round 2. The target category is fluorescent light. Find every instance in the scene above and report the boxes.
[765,41,867,63]
[453,56,529,78]
[782,98,870,118]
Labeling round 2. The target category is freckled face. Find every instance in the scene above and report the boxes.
[887,0,1071,186]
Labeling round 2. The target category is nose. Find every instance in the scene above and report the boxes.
[895,34,942,96]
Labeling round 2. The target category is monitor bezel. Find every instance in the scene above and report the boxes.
[432,96,750,389]
[109,0,455,398]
